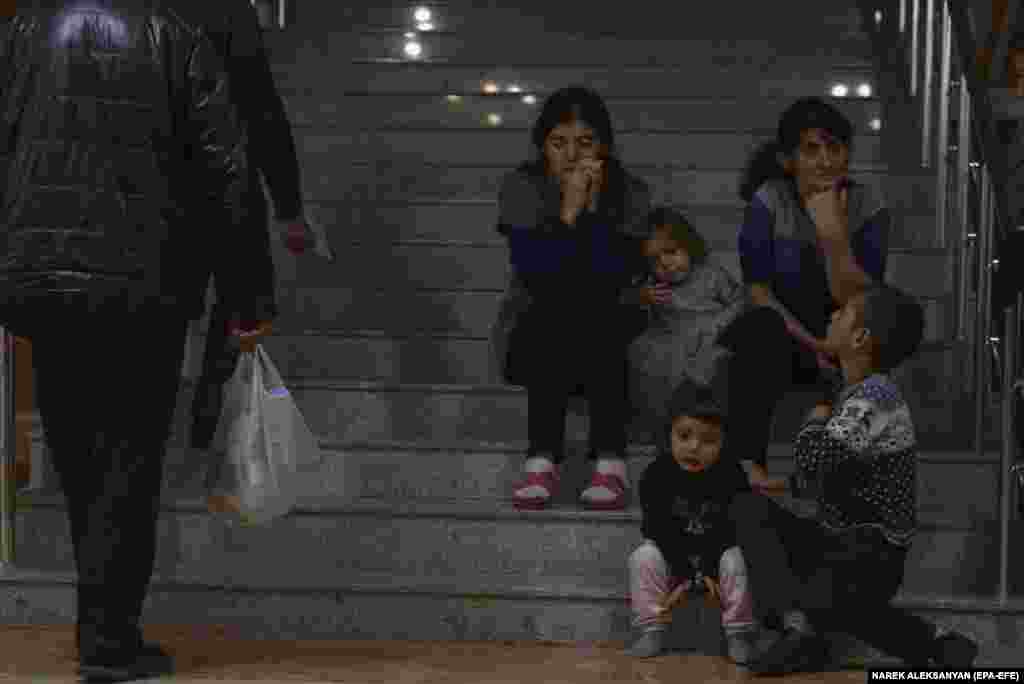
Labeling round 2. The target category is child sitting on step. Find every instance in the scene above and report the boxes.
[627,362,761,664]
[626,207,747,436]
[730,284,979,675]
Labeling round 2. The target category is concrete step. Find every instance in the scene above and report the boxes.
[260,325,953,386]
[342,32,874,66]
[270,240,949,301]
[1,569,1021,666]
[296,129,886,172]
[153,439,1008,531]
[306,163,937,213]
[305,200,939,251]
[12,490,1021,603]
[272,61,876,100]
[331,1,867,39]
[285,94,885,136]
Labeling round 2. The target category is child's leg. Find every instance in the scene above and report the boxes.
[628,540,681,630]
[718,546,756,635]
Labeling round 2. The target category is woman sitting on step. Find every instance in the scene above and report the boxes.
[492,85,651,511]
[716,96,890,490]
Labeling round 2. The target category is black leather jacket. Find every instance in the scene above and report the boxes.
[0,2,250,323]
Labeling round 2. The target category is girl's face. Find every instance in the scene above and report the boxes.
[670,415,723,474]
[782,128,850,198]
[643,228,691,283]
[543,119,604,178]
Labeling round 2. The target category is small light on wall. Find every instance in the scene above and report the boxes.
[416,21,435,31]
[874,10,883,25]
[446,94,462,103]
[869,117,882,131]
[522,94,537,105]
[403,40,423,58]
[486,113,503,126]
[482,82,499,94]
[414,7,432,23]
[404,31,416,39]
[830,83,849,97]
[857,83,873,98]
[506,84,522,93]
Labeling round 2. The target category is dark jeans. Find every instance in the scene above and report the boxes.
[190,290,239,450]
[729,492,937,666]
[517,302,630,463]
[718,306,838,466]
[26,299,187,646]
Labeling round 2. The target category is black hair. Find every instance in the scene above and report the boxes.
[647,206,709,265]
[859,284,925,373]
[738,97,855,202]
[518,85,627,222]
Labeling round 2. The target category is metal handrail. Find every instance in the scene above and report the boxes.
[1000,302,1018,604]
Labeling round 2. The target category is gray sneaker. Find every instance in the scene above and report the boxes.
[726,630,760,665]
[627,628,667,658]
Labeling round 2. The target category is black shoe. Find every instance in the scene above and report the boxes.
[78,638,174,682]
[748,628,830,676]
[931,631,979,668]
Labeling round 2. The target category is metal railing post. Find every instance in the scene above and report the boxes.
[976,169,993,454]
[935,2,952,245]
[0,328,15,573]
[922,0,936,166]
[911,0,921,96]
[998,301,1018,605]
[956,79,972,343]
[900,0,907,34]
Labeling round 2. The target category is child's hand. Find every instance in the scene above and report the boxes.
[652,583,687,623]
[703,576,721,607]
[807,403,833,421]
[743,461,788,496]
[639,283,672,306]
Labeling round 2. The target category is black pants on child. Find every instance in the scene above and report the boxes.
[24,298,188,650]
[729,492,938,666]
[717,306,838,467]
[515,301,630,464]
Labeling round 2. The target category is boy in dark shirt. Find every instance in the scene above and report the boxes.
[627,363,761,663]
[731,284,979,674]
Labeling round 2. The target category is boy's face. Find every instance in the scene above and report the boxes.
[643,227,691,283]
[670,414,723,473]
[826,293,871,359]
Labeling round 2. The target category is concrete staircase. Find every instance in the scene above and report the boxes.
[3,0,1023,668]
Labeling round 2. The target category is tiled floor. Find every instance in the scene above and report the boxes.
[0,625,868,683]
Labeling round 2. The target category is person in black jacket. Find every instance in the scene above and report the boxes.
[627,362,761,663]
[181,0,309,456]
[0,3,257,680]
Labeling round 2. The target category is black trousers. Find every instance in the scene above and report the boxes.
[190,290,238,450]
[718,306,838,466]
[26,299,188,645]
[729,493,937,666]
[517,302,630,463]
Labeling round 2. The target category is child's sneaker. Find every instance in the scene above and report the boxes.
[726,629,760,665]
[627,628,666,658]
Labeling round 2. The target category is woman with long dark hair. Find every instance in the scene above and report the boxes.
[491,85,651,511]
[719,97,890,488]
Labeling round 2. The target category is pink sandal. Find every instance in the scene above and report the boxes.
[580,471,629,511]
[512,468,560,510]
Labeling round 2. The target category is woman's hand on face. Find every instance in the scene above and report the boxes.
[806,180,849,241]
[559,164,592,224]
[578,158,604,212]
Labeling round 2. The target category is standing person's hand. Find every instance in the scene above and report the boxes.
[806,180,849,242]
[811,337,840,371]
[560,164,592,225]
[578,157,605,213]
[229,319,274,354]
[280,218,310,254]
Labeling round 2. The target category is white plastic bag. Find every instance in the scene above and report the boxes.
[206,345,320,525]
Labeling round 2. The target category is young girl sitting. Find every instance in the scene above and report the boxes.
[627,207,747,436]
[628,363,761,664]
